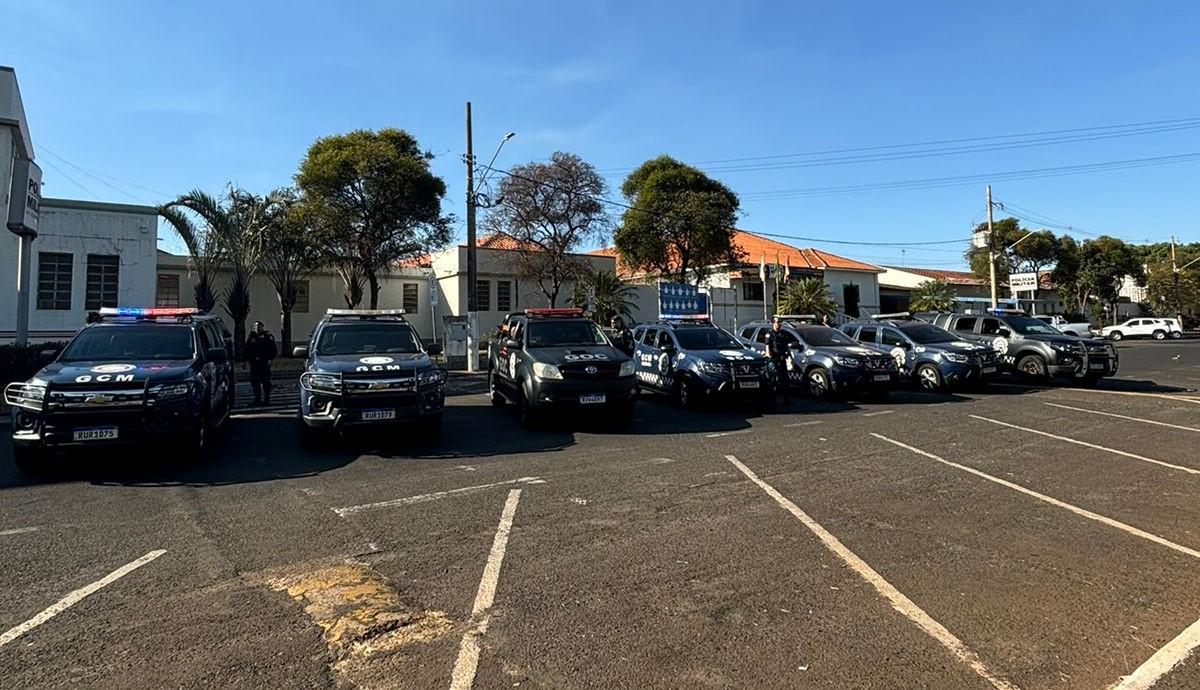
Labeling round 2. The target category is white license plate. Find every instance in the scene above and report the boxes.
[1089,362,1106,370]
[872,374,891,382]
[361,409,396,421]
[738,380,760,389]
[74,427,118,441]
[982,366,997,374]
[580,394,607,404]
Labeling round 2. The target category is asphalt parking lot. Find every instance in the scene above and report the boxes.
[3,339,1200,689]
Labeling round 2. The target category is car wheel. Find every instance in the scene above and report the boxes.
[676,376,698,409]
[488,369,506,406]
[518,388,540,429]
[1171,330,1183,339]
[12,444,50,476]
[1153,330,1166,340]
[1016,354,1049,381]
[1109,331,1124,341]
[806,367,832,401]
[915,363,945,392]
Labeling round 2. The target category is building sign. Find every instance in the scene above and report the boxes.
[7,159,41,237]
[1008,272,1039,292]
[659,282,708,318]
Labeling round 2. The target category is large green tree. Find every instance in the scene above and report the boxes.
[485,152,608,307]
[613,156,741,285]
[966,218,1057,286]
[1054,236,1144,324]
[296,128,452,308]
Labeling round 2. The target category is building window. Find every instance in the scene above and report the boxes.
[402,282,419,313]
[294,280,310,313]
[37,252,73,311]
[475,279,491,311]
[496,280,513,312]
[85,255,120,310]
[156,273,180,307]
[742,281,764,301]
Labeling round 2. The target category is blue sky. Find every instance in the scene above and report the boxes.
[5,1,1199,268]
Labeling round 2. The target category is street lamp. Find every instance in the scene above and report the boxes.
[464,102,515,372]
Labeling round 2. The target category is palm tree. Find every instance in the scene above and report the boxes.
[776,277,838,317]
[157,203,224,312]
[908,279,956,313]
[571,269,639,325]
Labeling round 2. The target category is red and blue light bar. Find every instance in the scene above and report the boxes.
[524,308,583,317]
[99,307,201,318]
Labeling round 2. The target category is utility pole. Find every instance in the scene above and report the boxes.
[986,184,997,309]
[1171,235,1182,323]
[464,102,479,373]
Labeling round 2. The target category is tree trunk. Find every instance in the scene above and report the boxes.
[280,308,292,357]
[233,320,246,361]
[367,269,381,309]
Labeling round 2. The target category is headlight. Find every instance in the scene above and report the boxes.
[418,369,446,386]
[618,360,635,377]
[531,362,563,380]
[4,381,47,411]
[1049,342,1071,352]
[302,372,342,392]
[148,381,193,399]
[940,352,969,364]
[696,360,726,375]
[833,355,862,367]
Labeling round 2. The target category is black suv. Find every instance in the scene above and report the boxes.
[487,308,637,426]
[928,310,1118,384]
[841,316,998,392]
[4,308,234,474]
[739,318,898,400]
[294,309,446,446]
[632,318,772,407]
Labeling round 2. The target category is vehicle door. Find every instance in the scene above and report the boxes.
[195,324,220,412]
[655,329,680,389]
[633,327,661,389]
[880,327,913,373]
[854,325,879,347]
[208,321,233,408]
[1134,319,1155,336]
[783,328,810,380]
[495,318,525,392]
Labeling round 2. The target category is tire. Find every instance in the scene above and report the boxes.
[488,369,506,406]
[518,387,540,429]
[1109,331,1124,341]
[914,363,945,392]
[806,367,832,401]
[187,413,211,460]
[676,376,699,409]
[1153,330,1166,340]
[1016,354,1049,381]
[1171,331,1183,339]
[12,444,50,475]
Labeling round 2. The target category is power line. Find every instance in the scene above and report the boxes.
[37,158,102,201]
[991,198,1172,245]
[37,147,153,205]
[37,145,173,199]
[597,116,1200,175]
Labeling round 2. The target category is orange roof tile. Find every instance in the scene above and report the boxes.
[885,266,983,286]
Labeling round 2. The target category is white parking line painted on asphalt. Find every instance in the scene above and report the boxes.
[862,410,895,417]
[1110,614,1200,690]
[449,488,523,690]
[725,454,1019,690]
[0,526,40,536]
[784,420,823,428]
[0,549,166,648]
[969,415,1200,476]
[705,429,752,438]
[871,434,1200,560]
[1044,402,1200,434]
[1052,387,1200,405]
[332,477,545,517]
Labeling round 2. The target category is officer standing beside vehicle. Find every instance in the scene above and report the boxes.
[245,320,277,405]
[610,315,635,356]
[763,316,792,403]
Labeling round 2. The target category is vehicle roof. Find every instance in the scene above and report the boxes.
[651,320,717,329]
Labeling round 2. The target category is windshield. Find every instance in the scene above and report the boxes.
[526,320,608,348]
[797,327,858,347]
[60,325,195,362]
[316,324,421,355]
[673,327,742,350]
[1008,316,1064,336]
[900,323,957,344]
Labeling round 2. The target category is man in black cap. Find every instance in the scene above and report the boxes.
[245,320,277,405]
[763,315,793,403]
[610,315,634,356]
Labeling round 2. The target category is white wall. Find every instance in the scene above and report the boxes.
[0,198,157,340]
[824,269,881,318]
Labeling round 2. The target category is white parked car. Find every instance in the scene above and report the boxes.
[1155,318,1184,339]
[1099,318,1172,341]
[1033,314,1095,338]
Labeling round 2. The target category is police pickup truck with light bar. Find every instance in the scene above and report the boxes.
[633,317,773,408]
[929,309,1118,384]
[487,308,637,427]
[3,308,234,474]
[740,316,899,400]
[294,309,446,446]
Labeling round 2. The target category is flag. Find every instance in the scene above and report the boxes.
[759,253,766,283]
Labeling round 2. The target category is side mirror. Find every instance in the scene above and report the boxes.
[788,342,802,350]
[426,342,443,356]
[997,328,1012,338]
[899,341,912,350]
[505,338,521,350]
[292,346,308,358]
[206,347,229,364]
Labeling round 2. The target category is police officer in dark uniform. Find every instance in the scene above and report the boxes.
[245,320,277,405]
[610,315,634,356]
[763,315,792,403]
